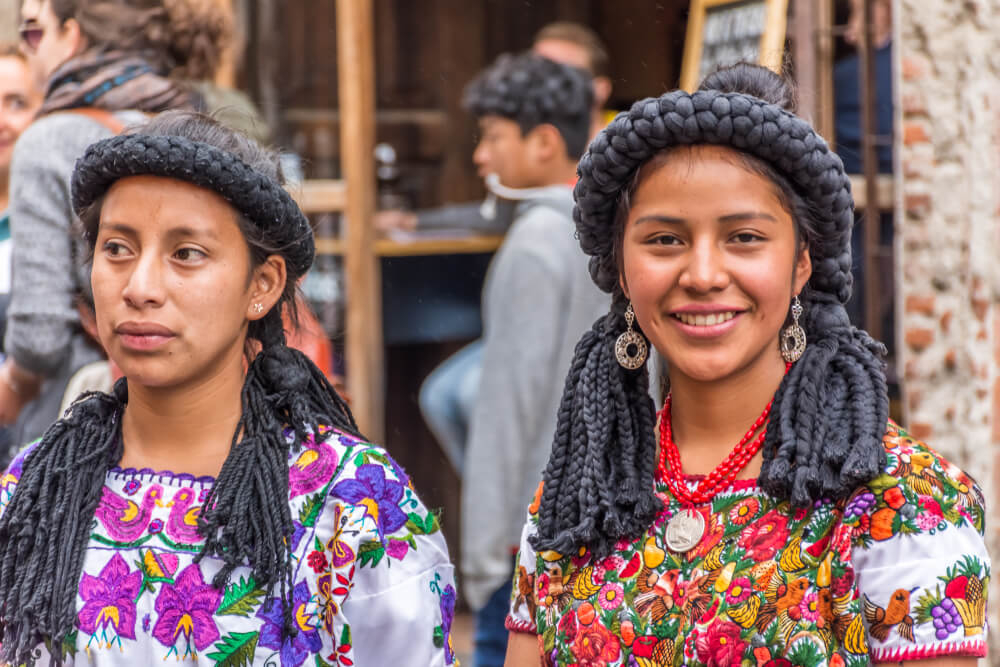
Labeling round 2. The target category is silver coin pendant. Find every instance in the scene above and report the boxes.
[665,508,706,553]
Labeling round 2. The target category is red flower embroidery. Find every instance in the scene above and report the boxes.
[695,620,746,666]
[558,608,578,642]
[307,550,328,574]
[570,621,621,667]
[737,510,790,561]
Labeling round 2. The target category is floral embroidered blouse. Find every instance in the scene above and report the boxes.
[0,426,459,666]
[507,423,989,666]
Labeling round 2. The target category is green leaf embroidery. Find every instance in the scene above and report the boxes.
[433,625,445,648]
[205,631,258,667]
[340,624,352,647]
[217,576,267,617]
[315,536,325,553]
[357,541,386,569]
[363,450,392,467]
[299,493,324,528]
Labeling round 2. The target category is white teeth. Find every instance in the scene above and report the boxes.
[675,312,737,327]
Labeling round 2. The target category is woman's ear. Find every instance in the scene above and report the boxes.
[792,245,812,296]
[619,274,630,301]
[247,255,287,320]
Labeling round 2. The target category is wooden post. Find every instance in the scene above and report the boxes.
[859,0,882,342]
[336,0,384,442]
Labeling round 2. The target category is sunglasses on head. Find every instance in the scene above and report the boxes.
[18,23,43,51]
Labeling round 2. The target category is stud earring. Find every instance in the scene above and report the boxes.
[615,303,648,370]
[253,303,264,314]
[781,296,807,363]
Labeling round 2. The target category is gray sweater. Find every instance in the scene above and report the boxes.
[4,112,137,445]
[460,185,609,609]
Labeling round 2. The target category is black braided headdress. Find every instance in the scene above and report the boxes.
[531,73,889,558]
[71,133,315,277]
[0,113,360,666]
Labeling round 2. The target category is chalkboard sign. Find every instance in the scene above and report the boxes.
[680,0,789,91]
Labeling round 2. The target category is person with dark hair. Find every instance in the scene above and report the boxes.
[452,52,607,667]
[0,110,457,666]
[374,21,614,238]
[504,63,988,666]
[0,0,228,454]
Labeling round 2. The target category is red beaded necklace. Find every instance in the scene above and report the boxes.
[657,362,791,506]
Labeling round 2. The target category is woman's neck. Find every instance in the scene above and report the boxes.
[666,349,788,479]
[118,353,246,478]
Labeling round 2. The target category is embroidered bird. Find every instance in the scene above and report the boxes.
[164,488,202,543]
[895,450,944,496]
[755,576,810,636]
[512,566,536,618]
[633,567,714,623]
[863,588,918,642]
[95,484,165,542]
[288,438,339,497]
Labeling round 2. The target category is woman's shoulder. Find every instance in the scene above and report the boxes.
[850,421,986,541]
[288,426,448,566]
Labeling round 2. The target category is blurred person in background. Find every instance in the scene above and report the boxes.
[0,43,42,319]
[373,21,613,237]
[0,0,227,456]
[456,52,605,667]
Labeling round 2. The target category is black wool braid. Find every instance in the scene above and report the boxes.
[0,314,361,663]
[758,294,889,506]
[196,314,361,638]
[531,302,659,559]
[0,385,125,667]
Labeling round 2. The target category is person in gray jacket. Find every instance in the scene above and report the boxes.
[0,0,225,452]
[449,52,607,667]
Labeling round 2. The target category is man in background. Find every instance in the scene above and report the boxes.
[454,52,605,667]
[373,21,613,236]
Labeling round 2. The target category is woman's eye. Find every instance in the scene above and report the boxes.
[733,232,763,244]
[102,241,128,257]
[174,248,206,261]
[651,234,682,246]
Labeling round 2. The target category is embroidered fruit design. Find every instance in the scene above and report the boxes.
[577,601,596,625]
[571,566,601,599]
[842,613,869,655]
[944,571,986,636]
[620,619,635,647]
[643,536,666,569]
[930,597,962,640]
[714,562,736,594]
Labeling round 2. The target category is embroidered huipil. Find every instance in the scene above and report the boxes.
[0,426,459,666]
[508,423,989,666]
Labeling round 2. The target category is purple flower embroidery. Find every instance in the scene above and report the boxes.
[331,464,407,539]
[123,479,141,496]
[440,584,457,664]
[257,580,321,667]
[151,564,223,657]
[326,505,355,567]
[78,554,143,642]
[148,518,164,534]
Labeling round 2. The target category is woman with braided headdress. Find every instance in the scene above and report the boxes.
[0,111,457,666]
[505,64,988,666]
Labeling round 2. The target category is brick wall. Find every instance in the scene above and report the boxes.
[896,0,1000,659]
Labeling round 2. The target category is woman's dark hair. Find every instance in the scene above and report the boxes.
[50,0,230,80]
[0,111,360,666]
[530,63,888,559]
[462,51,594,160]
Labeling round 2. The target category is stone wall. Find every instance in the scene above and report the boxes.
[896,0,1000,659]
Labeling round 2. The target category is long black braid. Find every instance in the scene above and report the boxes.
[531,63,889,558]
[0,111,361,666]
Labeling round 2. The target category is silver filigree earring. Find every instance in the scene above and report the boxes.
[781,296,807,363]
[615,303,648,370]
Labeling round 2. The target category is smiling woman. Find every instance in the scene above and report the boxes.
[503,64,989,667]
[0,111,458,667]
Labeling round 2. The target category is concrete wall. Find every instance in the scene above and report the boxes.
[895,0,1000,659]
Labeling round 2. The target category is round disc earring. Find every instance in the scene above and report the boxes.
[780,296,807,363]
[615,303,648,370]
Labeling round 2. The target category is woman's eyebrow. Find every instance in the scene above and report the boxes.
[633,214,685,225]
[718,211,779,223]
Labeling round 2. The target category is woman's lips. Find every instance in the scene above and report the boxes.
[669,310,744,338]
[115,323,176,351]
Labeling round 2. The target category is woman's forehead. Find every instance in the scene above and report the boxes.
[99,175,242,233]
